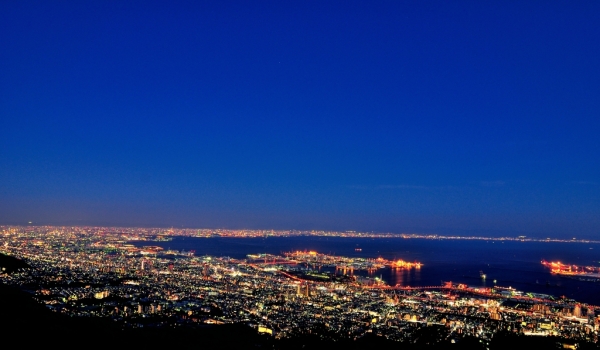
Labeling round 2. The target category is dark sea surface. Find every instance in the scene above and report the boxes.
[137,237,600,305]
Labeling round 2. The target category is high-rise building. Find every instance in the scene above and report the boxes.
[573,304,582,318]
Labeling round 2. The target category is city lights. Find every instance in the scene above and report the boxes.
[1,225,599,343]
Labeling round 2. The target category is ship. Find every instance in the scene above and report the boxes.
[541,260,600,281]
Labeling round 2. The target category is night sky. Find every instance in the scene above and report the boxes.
[1,1,599,238]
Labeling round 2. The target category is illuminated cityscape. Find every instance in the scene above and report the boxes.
[2,1,599,348]
[1,226,599,346]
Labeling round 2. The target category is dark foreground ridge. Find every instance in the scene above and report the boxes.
[0,252,30,273]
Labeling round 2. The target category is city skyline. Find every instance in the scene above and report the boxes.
[3,224,600,243]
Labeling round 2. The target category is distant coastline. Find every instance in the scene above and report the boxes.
[2,225,599,244]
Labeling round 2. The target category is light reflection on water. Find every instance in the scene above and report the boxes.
[135,236,600,305]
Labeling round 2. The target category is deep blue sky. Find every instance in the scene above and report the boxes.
[1,1,599,238]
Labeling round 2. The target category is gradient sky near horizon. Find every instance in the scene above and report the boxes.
[1,1,599,238]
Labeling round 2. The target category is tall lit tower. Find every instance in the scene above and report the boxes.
[574,304,582,318]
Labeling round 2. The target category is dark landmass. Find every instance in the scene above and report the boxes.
[0,252,30,273]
